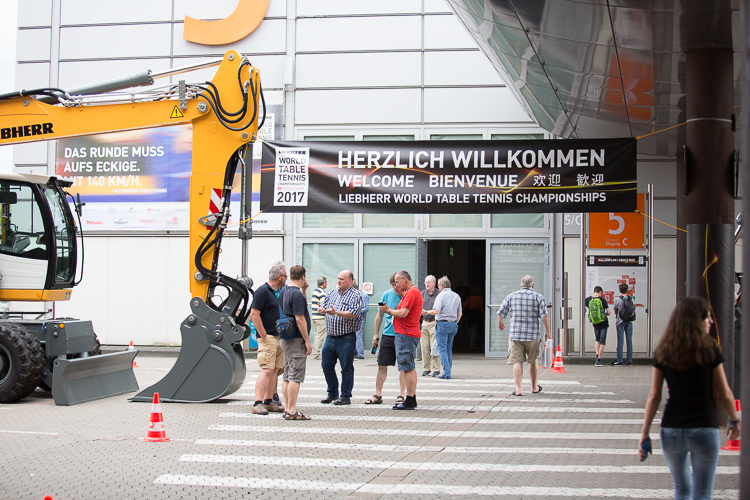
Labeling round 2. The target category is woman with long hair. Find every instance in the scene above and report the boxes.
[640,296,740,499]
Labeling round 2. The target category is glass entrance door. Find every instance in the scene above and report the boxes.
[485,240,550,357]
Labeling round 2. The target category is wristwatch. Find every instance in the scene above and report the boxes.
[728,417,740,428]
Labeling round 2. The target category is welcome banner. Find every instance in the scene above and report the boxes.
[261,138,636,214]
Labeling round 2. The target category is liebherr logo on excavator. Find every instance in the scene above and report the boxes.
[1,122,54,140]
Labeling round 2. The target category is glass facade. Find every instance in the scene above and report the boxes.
[487,242,548,356]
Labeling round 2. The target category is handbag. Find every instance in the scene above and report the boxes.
[540,338,554,368]
[275,290,297,340]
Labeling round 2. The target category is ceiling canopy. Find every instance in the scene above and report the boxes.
[445,0,741,156]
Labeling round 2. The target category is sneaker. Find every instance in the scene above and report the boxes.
[627,362,633,366]
[415,357,422,362]
[264,401,285,413]
[421,370,431,376]
[354,356,364,360]
[432,371,440,377]
[595,360,603,367]
[251,404,269,415]
[611,361,622,366]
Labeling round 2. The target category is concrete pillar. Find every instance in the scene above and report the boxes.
[740,0,750,494]
[685,49,735,388]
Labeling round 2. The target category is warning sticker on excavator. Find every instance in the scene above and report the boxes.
[170,106,184,119]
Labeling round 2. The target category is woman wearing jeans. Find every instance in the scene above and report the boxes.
[640,297,740,499]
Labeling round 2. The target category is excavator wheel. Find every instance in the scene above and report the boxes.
[38,333,102,392]
[0,323,45,403]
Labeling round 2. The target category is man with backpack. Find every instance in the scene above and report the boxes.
[585,286,610,367]
[613,283,636,366]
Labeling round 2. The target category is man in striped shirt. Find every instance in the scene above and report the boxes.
[311,276,328,360]
[318,270,362,405]
[497,275,551,396]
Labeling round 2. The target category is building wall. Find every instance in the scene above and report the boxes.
[10,0,707,352]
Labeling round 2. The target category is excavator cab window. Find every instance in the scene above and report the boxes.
[0,182,47,260]
[40,183,76,284]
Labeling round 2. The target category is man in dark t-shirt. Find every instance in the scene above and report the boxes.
[249,262,287,415]
[279,265,312,420]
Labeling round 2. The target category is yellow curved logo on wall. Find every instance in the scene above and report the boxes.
[183,0,270,46]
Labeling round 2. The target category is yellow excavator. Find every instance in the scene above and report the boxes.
[0,51,262,405]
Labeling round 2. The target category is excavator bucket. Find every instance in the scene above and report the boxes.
[130,297,246,403]
[52,350,139,406]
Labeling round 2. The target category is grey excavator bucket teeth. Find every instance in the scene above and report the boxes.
[130,297,246,403]
[52,350,139,406]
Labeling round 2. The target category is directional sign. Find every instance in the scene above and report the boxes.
[589,193,645,249]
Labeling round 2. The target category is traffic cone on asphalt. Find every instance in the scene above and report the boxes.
[551,345,567,373]
[722,399,742,451]
[143,393,170,442]
[128,340,139,367]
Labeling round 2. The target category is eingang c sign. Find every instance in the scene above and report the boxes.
[183,0,270,46]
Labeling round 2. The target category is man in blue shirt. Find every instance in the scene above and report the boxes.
[497,275,551,396]
[426,276,463,380]
[364,273,405,405]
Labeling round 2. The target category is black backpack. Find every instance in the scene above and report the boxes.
[618,296,636,322]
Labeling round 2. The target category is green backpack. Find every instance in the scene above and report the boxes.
[588,297,606,324]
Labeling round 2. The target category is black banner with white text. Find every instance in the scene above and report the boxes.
[260,138,636,214]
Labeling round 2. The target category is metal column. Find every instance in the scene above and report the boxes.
[685,49,735,384]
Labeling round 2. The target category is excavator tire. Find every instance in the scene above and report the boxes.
[0,323,45,403]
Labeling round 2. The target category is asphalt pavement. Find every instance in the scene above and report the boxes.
[0,351,740,499]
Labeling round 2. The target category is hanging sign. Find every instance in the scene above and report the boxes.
[589,193,645,249]
[260,138,636,214]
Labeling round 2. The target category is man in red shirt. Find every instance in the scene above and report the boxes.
[379,270,423,410]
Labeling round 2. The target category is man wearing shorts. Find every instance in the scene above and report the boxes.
[497,275,551,396]
[379,270,423,410]
[280,265,313,420]
[365,273,406,405]
[249,262,287,415]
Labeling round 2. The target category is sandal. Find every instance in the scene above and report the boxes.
[365,395,383,405]
[395,395,404,404]
[532,385,542,394]
[283,411,311,420]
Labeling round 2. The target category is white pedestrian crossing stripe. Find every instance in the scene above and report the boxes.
[153,475,739,499]
[178,453,739,474]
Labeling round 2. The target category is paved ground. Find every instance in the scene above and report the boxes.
[0,352,740,499]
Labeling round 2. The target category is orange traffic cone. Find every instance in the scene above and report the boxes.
[722,399,742,451]
[551,345,567,373]
[128,341,139,367]
[143,393,170,442]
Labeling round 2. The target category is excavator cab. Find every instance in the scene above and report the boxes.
[0,173,137,405]
[0,173,76,290]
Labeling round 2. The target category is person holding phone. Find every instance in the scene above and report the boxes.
[639,297,740,498]
[364,273,406,405]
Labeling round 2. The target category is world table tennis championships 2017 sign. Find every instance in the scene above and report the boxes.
[260,138,636,214]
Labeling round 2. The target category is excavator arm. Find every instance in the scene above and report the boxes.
[0,51,262,403]
[0,50,261,304]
